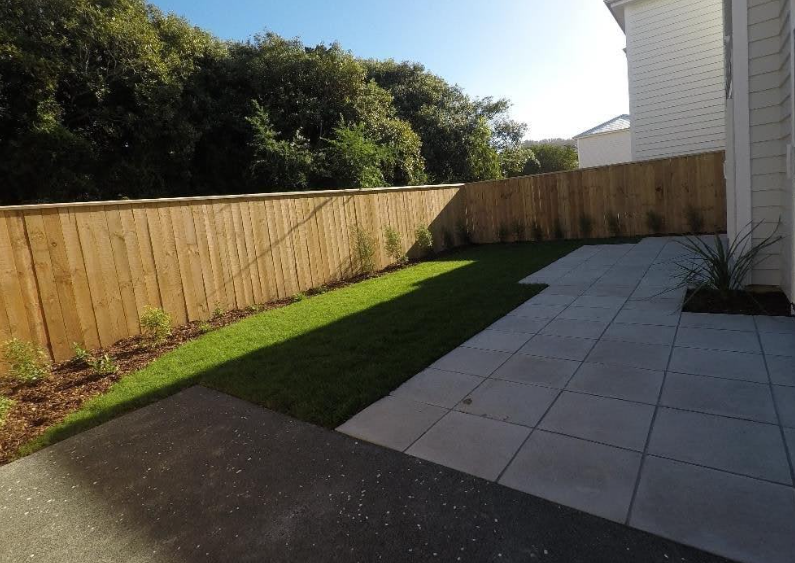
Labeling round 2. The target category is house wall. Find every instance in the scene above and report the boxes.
[744,0,791,291]
[625,0,727,160]
[576,129,633,168]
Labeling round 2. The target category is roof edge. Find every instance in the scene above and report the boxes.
[573,114,631,139]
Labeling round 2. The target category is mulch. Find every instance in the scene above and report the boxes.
[684,288,793,316]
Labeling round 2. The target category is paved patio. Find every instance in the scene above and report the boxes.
[338,237,795,563]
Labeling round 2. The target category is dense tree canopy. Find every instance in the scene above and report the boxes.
[0,0,547,204]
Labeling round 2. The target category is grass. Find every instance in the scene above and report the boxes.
[19,240,614,458]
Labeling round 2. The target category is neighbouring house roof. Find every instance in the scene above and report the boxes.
[574,114,631,139]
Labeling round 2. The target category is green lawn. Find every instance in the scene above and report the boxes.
[20,240,595,458]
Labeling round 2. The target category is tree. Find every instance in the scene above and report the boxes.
[523,144,579,174]
[322,122,387,188]
[499,146,540,178]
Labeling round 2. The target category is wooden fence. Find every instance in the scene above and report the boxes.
[0,151,725,362]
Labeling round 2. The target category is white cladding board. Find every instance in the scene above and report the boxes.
[626,0,727,160]
[577,129,633,168]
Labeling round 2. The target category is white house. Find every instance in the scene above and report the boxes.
[606,0,727,160]
[723,0,794,303]
[574,114,632,168]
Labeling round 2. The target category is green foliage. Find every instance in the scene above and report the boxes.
[0,4,517,204]
[2,339,50,383]
[606,213,622,237]
[499,147,539,178]
[198,321,213,334]
[140,307,172,347]
[384,226,407,264]
[676,226,781,297]
[579,214,593,238]
[292,293,307,303]
[415,224,434,254]
[212,304,225,319]
[0,396,13,427]
[646,210,664,234]
[553,218,565,240]
[522,144,579,174]
[531,222,544,241]
[685,205,705,234]
[352,225,376,274]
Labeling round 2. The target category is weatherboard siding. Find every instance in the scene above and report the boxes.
[576,130,633,168]
[625,0,727,160]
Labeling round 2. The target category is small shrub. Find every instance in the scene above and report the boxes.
[606,213,622,237]
[443,229,455,249]
[498,223,510,242]
[676,224,781,299]
[685,205,705,234]
[352,225,376,274]
[579,214,593,238]
[0,396,13,427]
[140,306,172,347]
[73,343,118,376]
[553,218,565,240]
[292,292,307,303]
[415,224,434,254]
[384,226,407,264]
[2,339,50,383]
[512,220,525,241]
[246,304,260,313]
[531,221,544,241]
[646,210,664,234]
[456,219,472,245]
[313,285,330,295]
[211,304,225,319]
[198,321,213,334]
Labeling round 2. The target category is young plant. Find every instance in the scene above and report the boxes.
[606,213,622,237]
[415,224,434,255]
[579,214,593,238]
[211,303,225,319]
[553,218,565,240]
[512,220,525,241]
[685,205,704,234]
[675,223,781,299]
[140,306,172,347]
[352,225,376,274]
[1,339,50,383]
[384,225,407,264]
[498,223,510,243]
[292,292,307,303]
[0,396,13,427]
[646,210,664,234]
[198,321,213,334]
[531,221,544,241]
[73,343,118,376]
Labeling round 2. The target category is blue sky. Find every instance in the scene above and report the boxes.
[151,0,629,140]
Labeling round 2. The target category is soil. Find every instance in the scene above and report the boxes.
[683,288,793,316]
[0,262,416,466]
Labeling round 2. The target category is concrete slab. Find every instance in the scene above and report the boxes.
[558,306,617,323]
[761,332,795,357]
[509,303,568,319]
[566,363,664,404]
[755,315,795,334]
[523,293,578,306]
[668,347,768,383]
[519,334,597,362]
[538,391,655,451]
[391,368,484,408]
[586,340,671,371]
[338,395,447,451]
[661,373,777,424]
[499,430,642,523]
[773,385,795,428]
[488,315,550,334]
[540,318,609,339]
[631,457,795,563]
[613,309,680,327]
[462,329,533,353]
[680,312,756,332]
[602,323,676,346]
[456,378,559,427]
[571,295,627,309]
[430,346,511,377]
[648,408,793,484]
[406,411,530,481]
[768,355,795,387]
[676,327,761,354]
[491,354,580,388]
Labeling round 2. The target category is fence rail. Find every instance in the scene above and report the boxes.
[0,151,725,362]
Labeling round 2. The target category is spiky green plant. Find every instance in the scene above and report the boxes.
[384,226,407,264]
[351,225,376,274]
[415,224,433,254]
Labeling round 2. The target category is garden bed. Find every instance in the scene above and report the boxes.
[683,288,793,317]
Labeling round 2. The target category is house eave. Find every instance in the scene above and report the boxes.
[605,0,642,32]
